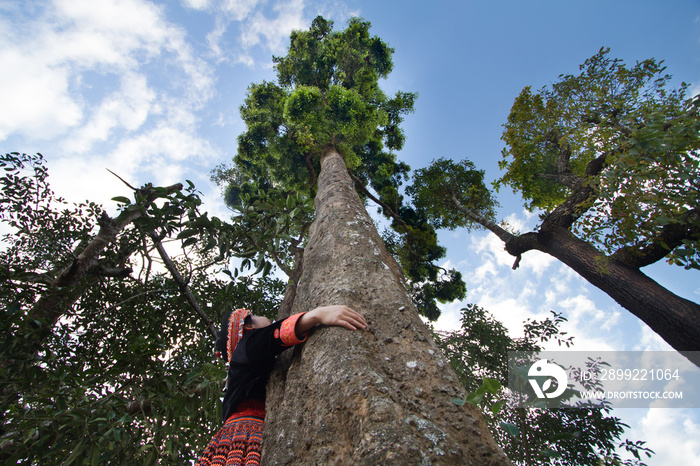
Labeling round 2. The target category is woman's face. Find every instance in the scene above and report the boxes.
[248,315,272,329]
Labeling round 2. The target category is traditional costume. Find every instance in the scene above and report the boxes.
[195,310,308,466]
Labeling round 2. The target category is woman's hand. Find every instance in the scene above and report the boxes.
[295,305,367,335]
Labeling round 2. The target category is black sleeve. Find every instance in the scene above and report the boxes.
[232,312,309,365]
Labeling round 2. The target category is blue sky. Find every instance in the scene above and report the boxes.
[2,0,699,463]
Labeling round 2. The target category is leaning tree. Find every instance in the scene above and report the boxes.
[225,16,510,465]
[410,49,700,362]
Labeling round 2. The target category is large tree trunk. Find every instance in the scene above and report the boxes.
[503,223,700,365]
[262,147,510,465]
[531,226,700,363]
[462,179,700,364]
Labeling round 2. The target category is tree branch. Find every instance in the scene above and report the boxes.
[277,251,304,320]
[28,183,184,323]
[612,208,700,268]
[544,149,614,229]
[448,193,546,269]
[90,265,133,278]
[270,250,293,277]
[449,193,515,245]
[349,171,409,231]
[102,289,167,312]
[304,151,317,187]
[148,232,217,339]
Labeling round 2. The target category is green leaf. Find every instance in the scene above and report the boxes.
[491,400,504,415]
[176,228,198,239]
[182,237,198,248]
[500,421,520,438]
[6,302,20,315]
[91,446,101,466]
[539,448,563,458]
[481,377,501,394]
[62,439,86,465]
[111,196,131,204]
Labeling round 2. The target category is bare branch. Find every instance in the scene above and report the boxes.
[148,232,218,339]
[90,265,133,278]
[449,193,516,244]
[106,169,138,191]
[349,171,408,231]
[612,209,700,268]
[556,141,572,177]
[102,289,168,312]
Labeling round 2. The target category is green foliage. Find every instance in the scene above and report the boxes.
[235,15,416,191]
[498,48,700,269]
[0,154,284,464]
[433,306,652,465]
[452,377,503,415]
[382,208,466,320]
[408,157,499,231]
[0,152,100,284]
[224,16,462,320]
[411,268,465,321]
[231,180,315,278]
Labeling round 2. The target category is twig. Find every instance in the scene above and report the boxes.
[106,169,138,191]
[148,232,218,338]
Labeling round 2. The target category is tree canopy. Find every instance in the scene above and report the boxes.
[498,49,699,270]
[236,15,415,191]
[220,16,464,320]
[434,305,654,466]
[409,49,700,356]
[0,152,283,464]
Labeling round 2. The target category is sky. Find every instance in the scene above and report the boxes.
[2,0,700,463]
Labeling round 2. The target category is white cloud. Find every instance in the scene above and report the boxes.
[48,156,128,212]
[182,0,211,10]
[691,83,700,97]
[0,47,82,140]
[107,124,217,180]
[0,0,214,144]
[220,0,263,21]
[239,0,308,52]
[430,300,463,333]
[633,323,674,352]
[47,124,220,215]
[70,72,156,153]
[633,409,700,464]
[197,0,359,64]
[477,296,539,339]
[191,0,289,62]
[0,0,221,220]
[472,231,511,267]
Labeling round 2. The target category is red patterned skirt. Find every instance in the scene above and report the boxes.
[196,399,266,466]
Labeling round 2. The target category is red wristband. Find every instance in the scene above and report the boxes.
[280,312,308,346]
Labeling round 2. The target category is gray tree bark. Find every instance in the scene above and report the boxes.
[262,147,510,465]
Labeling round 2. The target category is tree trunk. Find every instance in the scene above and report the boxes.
[506,224,700,364]
[262,147,510,465]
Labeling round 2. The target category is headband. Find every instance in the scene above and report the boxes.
[227,308,252,364]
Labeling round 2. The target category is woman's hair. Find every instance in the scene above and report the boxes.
[215,310,252,362]
[215,311,232,361]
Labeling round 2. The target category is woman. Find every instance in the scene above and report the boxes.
[195,305,367,466]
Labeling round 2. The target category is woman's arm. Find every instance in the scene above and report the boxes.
[294,305,367,337]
